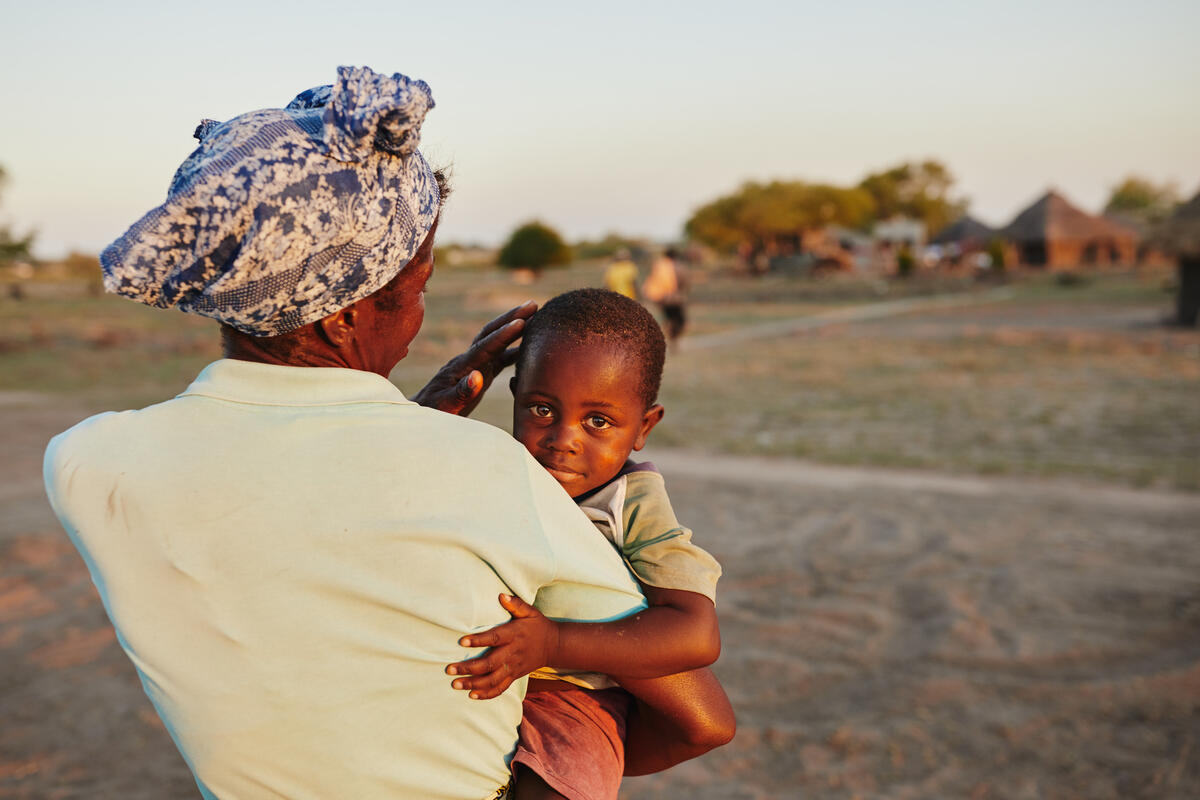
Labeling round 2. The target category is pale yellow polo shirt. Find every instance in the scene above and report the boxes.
[43,359,646,800]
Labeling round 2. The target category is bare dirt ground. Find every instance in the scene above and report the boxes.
[2,399,1198,799]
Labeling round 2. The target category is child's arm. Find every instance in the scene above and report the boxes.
[445,585,720,699]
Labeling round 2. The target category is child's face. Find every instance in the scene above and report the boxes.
[511,338,664,498]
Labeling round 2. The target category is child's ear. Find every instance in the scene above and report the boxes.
[633,404,665,451]
[509,375,517,396]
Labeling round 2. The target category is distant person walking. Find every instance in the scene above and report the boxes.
[642,247,688,345]
[603,248,639,299]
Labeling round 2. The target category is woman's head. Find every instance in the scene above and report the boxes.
[220,205,445,377]
[102,66,443,338]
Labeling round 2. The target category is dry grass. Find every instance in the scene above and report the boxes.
[2,265,1195,489]
[653,322,1200,490]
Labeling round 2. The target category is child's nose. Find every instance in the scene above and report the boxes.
[543,424,580,453]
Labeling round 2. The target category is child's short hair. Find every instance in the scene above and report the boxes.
[516,288,666,409]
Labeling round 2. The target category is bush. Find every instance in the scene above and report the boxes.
[573,233,645,261]
[497,222,571,272]
[1055,271,1090,288]
[985,238,1006,274]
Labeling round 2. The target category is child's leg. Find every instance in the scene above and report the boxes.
[511,682,631,800]
[618,667,735,776]
[513,771,567,800]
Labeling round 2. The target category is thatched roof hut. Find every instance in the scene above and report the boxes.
[930,215,995,246]
[1001,190,1138,268]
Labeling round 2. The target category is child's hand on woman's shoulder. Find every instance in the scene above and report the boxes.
[446,593,559,699]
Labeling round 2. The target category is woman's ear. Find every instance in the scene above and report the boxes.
[315,305,358,348]
[633,404,665,451]
[509,375,518,396]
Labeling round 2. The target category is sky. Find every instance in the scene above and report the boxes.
[1,0,1198,259]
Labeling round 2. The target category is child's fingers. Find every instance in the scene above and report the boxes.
[458,627,504,648]
[445,648,498,675]
[497,593,540,618]
[445,657,478,676]
[465,682,511,700]
[449,664,514,698]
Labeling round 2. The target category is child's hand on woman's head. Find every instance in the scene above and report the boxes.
[446,593,560,700]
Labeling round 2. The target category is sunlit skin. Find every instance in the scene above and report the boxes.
[446,332,735,778]
[510,338,664,499]
[358,230,436,375]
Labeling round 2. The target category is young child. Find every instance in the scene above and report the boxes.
[445,288,734,799]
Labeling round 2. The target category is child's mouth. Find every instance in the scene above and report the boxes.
[540,461,582,483]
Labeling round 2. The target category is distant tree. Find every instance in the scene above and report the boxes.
[683,193,746,253]
[0,164,36,265]
[685,180,876,262]
[858,160,966,234]
[59,251,104,294]
[573,233,646,261]
[1104,176,1179,228]
[0,229,34,264]
[497,221,571,272]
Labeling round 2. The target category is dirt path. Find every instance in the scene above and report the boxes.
[683,289,1016,350]
[642,448,1200,515]
[3,400,1199,798]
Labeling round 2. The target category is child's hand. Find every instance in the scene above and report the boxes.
[445,593,559,700]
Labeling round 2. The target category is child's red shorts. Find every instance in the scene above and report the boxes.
[510,684,633,800]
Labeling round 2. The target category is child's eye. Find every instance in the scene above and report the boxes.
[530,404,553,418]
[585,415,612,430]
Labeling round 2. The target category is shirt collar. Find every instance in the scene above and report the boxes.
[178,359,413,407]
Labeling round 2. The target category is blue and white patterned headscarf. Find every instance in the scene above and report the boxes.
[100,66,441,336]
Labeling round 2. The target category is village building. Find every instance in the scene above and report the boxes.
[764,227,858,275]
[1159,188,1200,327]
[1001,190,1138,269]
[928,214,1000,269]
[930,214,994,250]
[1103,210,1174,267]
[872,217,926,249]
[871,217,925,275]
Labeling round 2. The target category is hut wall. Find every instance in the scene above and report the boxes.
[1041,237,1137,269]
[1138,245,1174,267]
[1109,237,1138,265]
[1017,241,1049,267]
[1047,240,1082,269]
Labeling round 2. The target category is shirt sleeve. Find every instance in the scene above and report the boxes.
[621,471,722,603]
[521,451,648,622]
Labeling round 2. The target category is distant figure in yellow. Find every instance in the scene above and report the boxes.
[603,248,639,299]
[642,247,688,345]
